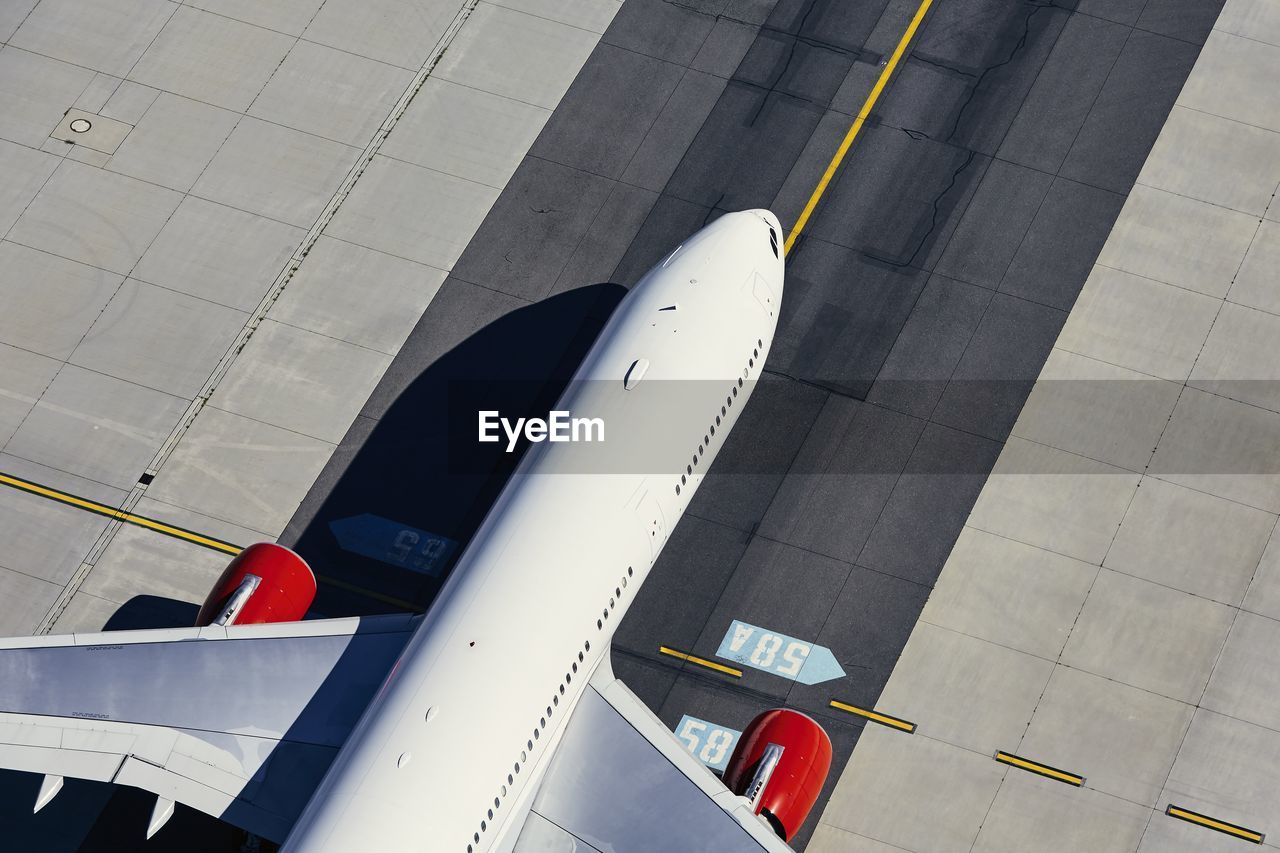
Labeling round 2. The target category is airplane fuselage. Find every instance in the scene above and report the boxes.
[283,210,785,852]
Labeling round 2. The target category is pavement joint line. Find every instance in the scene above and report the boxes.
[29,0,483,634]
[782,0,935,256]
[828,700,916,733]
[993,750,1084,787]
[1166,805,1265,844]
[0,470,424,613]
[658,645,743,678]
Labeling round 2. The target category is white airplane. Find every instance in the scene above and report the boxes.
[0,209,833,852]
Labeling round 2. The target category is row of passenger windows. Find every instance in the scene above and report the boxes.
[467,565,635,852]
[674,338,764,498]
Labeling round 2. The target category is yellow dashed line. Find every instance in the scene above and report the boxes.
[828,699,916,733]
[994,751,1084,787]
[658,645,743,678]
[783,0,937,256]
[1167,805,1264,844]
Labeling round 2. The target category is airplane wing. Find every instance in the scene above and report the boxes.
[505,663,793,853]
[0,613,417,842]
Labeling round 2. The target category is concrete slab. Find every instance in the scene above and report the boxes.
[0,343,59,448]
[269,237,447,355]
[1230,219,1280,315]
[0,1,38,42]
[106,93,239,193]
[434,3,599,110]
[211,319,392,443]
[1055,264,1220,381]
[1106,476,1275,605]
[146,405,333,536]
[1150,387,1280,513]
[1178,30,1280,133]
[133,195,304,311]
[1161,709,1280,839]
[0,484,110,586]
[998,177,1124,311]
[8,159,181,276]
[1019,665,1194,807]
[1059,29,1200,194]
[490,0,621,33]
[100,80,160,125]
[875,623,1053,757]
[249,40,413,148]
[620,70,729,194]
[805,825,908,853]
[1243,531,1280,623]
[966,437,1140,565]
[184,0,324,37]
[191,117,360,229]
[1216,0,1280,47]
[79,523,227,610]
[1061,569,1235,704]
[5,364,187,490]
[0,139,57,237]
[1202,611,1280,731]
[821,726,1005,853]
[68,278,247,399]
[0,241,123,361]
[72,73,126,116]
[1096,183,1258,298]
[1140,106,1280,216]
[303,0,460,70]
[0,47,95,148]
[1190,302,1280,413]
[0,450,129,507]
[0,569,59,636]
[47,589,121,634]
[1136,807,1265,853]
[326,155,499,270]
[920,527,1098,661]
[128,6,295,112]
[529,42,684,181]
[971,772,1151,853]
[934,159,1053,291]
[1011,348,1181,472]
[381,77,549,190]
[9,0,172,78]
[131,495,264,554]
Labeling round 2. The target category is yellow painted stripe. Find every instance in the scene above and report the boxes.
[658,645,743,678]
[783,0,936,256]
[0,472,241,553]
[0,470,425,612]
[994,751,1084,787]
[1167,805,1265,844]
[828,700,916,733]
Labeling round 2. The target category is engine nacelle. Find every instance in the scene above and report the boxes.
[195,543,317,627]
[722,709,832,841]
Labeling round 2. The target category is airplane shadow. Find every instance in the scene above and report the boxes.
[286,281,626,617]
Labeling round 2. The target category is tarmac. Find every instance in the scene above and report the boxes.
[0,0,1263,850]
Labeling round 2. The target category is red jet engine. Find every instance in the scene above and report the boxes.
[195,542,317,627]
[722,708,833,840]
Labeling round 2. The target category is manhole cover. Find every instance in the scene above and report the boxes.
[69,118,92,133]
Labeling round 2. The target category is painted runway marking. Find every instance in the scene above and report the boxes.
[658,645,743,678]
[1166,805,1264,844]
[783,0,937,256]
[676,715,742,773]
[828,700,916,734]
[994,751,1084,787]
[0,470,423,612]
[716,619,845,685]
[329,514,458,576]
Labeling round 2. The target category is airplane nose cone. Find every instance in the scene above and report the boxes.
[745,208,782,233]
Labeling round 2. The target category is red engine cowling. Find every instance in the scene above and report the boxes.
[195,543,317,627]
[722,709,833,841]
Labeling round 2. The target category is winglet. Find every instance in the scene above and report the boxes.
[33,774,63,813]
[147,797,176,838]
